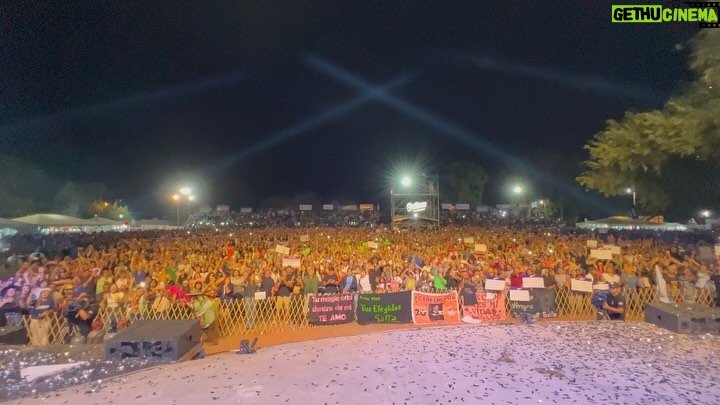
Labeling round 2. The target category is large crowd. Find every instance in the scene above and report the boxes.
[1,224,719,346]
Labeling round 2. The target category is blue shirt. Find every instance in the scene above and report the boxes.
[32,298,55,319]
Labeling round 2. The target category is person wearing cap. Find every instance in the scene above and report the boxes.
[602,282,625,320]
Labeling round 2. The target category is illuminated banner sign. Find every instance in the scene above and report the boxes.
[456,203,470,210]
[216,205,230,212]
[441,203,452,210]
[406,201,428,213]
[359,204,374,211]
[240,207,252,213]
[299,205,312,211]
[323,204,334,211]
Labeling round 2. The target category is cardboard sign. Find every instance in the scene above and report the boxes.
[571,279,593,293]
[593,283,609,291]
[590,249,612,260]
[607,245,621,255]
[522,276,545,289]
[474,244,487,253]
[254,291,266,300]
[299,235,309,242]
[586,240,598,248]
[275,245,290,255]
[484,278,506,291]
[367,241,379,249]
[464,237,475,244]
[282,255,301,269]
[509,289,530,302]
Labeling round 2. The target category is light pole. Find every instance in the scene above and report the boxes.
[625,187,636,207]
[172,194,181,226]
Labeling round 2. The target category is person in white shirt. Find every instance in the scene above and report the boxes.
[358,269,372,293]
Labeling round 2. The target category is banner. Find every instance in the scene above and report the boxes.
[441,203,452,210]
[240,207,252,213]
[308,294,355,325]
[356,291,413,324]
[340,204,358,211]
[323,204,334,211]
[282,255,301,268]
[299,205,312,211]
[359,204,374,211]
[216,205,230,212]
[509,289,557,318]
[411,291,460,325]
[456,203,470,210]
[462,291,506,322]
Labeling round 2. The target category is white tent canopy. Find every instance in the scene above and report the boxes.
[12,214,92,227]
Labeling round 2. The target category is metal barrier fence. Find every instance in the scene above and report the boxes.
[22,286,716,345]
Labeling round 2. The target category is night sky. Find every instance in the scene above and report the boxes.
[0,1,699,218]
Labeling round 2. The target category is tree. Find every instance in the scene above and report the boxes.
[440,161,489,206]
[577,30,720,212]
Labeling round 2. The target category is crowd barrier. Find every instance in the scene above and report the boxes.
[22,286,716,345]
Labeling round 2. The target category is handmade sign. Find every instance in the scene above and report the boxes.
[571,279,593,293]
[522,276,545,289]
[509,289,530,302]
[590,249,612,260]
[586,240,598,248]
[308,294,355,325]
[275,245,290,255]
[462,291,506,322]
[474,244,487,253]
[485,278,506,291]
[282,255,301,269]
[509,289,557,318]
[464,237,475,244]
[300,235,309,242]
[411,291,460,325]
[367,241,379,249]
[356,291,412,324]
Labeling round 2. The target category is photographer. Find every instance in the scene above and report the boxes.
[63,295,96,343]
[601,282,625,320]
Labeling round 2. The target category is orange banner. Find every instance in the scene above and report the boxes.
[462,291,506,322]
[411,291,460,325]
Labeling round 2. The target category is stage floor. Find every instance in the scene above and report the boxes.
[6,321,720,404]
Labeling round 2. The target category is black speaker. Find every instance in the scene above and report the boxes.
[105,319,202,361]
[645,302,720,334]
[0,325,29,345]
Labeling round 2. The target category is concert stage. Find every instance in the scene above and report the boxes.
[5,321,720,404]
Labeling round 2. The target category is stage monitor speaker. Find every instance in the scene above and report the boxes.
[105,319,202,361]
[645,302,720,334]
[0,325,29,345]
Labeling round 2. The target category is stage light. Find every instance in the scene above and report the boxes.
[701,210,711,218]
[180,187,192,195]
[401,176,412,187]
[172,194,180,201]
[513,185,523,194]
[188,195,196,201]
